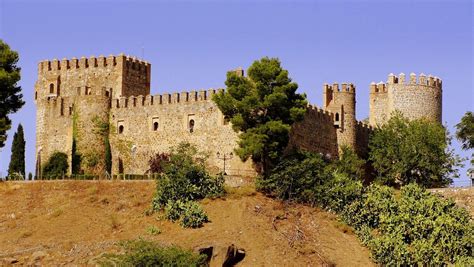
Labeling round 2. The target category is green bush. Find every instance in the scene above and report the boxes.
[329,146,366,181]
[42,151,69,178]
[318,172,364,213]
[344,183,473,265]
[152,143,224,228]
[256,151,331,204]
[98,239,207,267]
[179,201,209,228]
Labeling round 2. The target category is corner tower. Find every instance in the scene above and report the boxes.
[35,54,151,176]
[323,82,357,151]
[369,73,442,126]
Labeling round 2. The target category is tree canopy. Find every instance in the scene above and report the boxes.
[213,57,307,175]
[368,112,461,187]
[0,39,24,148]
[455,111,474,173]
[8,123,25,179]
[42,152,69,178]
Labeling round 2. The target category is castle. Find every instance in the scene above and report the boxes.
[34,54,442,177]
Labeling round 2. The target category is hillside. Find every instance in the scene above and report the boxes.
[0,181,373,266]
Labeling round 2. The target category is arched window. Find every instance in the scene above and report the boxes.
[118,125,124,134]
[49,83,54,94]
[335,113,340,121]
[35,91,38,100]
[189,119,195,133]
[153,122,159,131]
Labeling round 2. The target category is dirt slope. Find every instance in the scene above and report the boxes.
[0,181,373,266]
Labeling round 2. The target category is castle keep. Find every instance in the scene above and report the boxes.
[35,54,442,177]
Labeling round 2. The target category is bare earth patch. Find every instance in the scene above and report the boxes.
[0,181,373,266]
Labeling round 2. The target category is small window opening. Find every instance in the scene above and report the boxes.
[118,125,124,134]
[335,113,340,121]
[49,83,54,94]
[153,122,159,131]
[189,119,195,133]
[35,91,38,100]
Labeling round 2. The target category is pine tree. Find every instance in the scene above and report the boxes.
[0,40,25,148]
[8,124,25,179]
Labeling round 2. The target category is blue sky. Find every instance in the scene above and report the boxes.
[0,0,472,185]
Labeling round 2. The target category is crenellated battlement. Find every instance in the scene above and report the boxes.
[111,88,224,109]
[38,53,150,73]
[323,82,356,93]
[371,73,442,94]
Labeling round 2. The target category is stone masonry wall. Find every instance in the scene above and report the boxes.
[287,105,338,158]
[369,73,442,126]
[109,90,256,177]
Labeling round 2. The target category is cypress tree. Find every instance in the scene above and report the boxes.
[8,124,25,179]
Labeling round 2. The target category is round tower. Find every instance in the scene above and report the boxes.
[323,82,357,151]
[387,73,442,123]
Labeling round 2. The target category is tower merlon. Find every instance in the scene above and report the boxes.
[382,73,442,88]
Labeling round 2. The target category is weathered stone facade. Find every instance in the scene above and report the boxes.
[35,54,442,177]
[369,73,442,126]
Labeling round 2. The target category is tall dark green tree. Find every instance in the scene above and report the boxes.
[369,112,461,187]
[8,124,25,178]
[0,40,24,148]
[213,57,307,175]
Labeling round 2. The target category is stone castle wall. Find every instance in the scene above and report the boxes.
[35,54,442,178]
[109,89,255,176]
[369,73,442,126]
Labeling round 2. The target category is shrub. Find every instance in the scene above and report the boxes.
[42,151,68,178]
[343,183,473,265]
[152,142,224,228]
[318,172,364,213]
[256,151,331,204]
[99,239,207,267]
[179,201,209,228]
[330,146,366,181]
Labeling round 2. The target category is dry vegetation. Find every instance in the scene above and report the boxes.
[0,180,375,266]
[430,187,474,217]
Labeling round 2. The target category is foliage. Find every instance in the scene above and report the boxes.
[27,172,32,180]
[318,172,364,213]
[146,225,161,235]
[256,151,331,204]
[98,239,207,267]
[0,40,24,148]
[330,146,366,181]
[455,111,474,150]
[148,152,170,174]
[42,152,69,178]
[8,124,25,178]
[342,183,473,265]
[213,57,307,175]
[164,200,209,228]
[152,142,224,228]
[455,111,474,173]
[72,108,81,174]
[368,112,461,187]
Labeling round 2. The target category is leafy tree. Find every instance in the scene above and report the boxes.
[0,40,24,148]
[213,57,307,175]
[369,112,461,187]
[455,111,474,173]
[256,151,332,204]
[42,152,68,178]
[331,146,366,181]
[7,124,25,179]
[456,111,474,149]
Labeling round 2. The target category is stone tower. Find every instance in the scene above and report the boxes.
[35,54,151,176]
[369,73,442,126]
[323,83,357,151]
